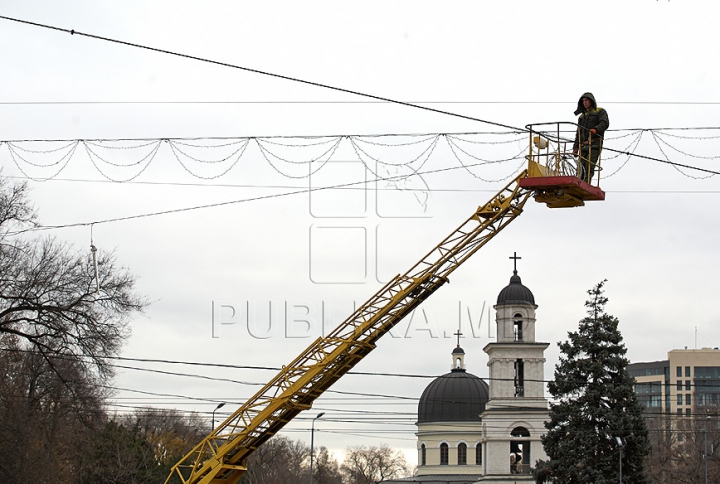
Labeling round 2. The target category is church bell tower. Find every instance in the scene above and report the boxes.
[479,253,549,482]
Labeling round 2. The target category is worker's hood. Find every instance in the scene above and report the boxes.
[574,92,597,115]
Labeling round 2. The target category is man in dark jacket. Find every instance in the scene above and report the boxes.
[572,92,609,183]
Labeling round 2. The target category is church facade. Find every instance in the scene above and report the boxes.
[382,262,550,484]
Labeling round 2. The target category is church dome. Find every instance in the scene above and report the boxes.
[417,369,489,423]
[496,271,535,306]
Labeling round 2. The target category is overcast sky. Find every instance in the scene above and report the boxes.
[2,0,719,467]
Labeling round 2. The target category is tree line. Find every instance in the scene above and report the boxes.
[1,175,719,483]
[0,175,411,483]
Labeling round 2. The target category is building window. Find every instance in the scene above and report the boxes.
[636,382,661,394]
[513,313,523,341]
[686,394,691,406]
[686,380,691,391]
[458,443,467,465]
[677,381,682,391]
[686,408,692,417]
[686,366,691,377]
[440,443,448,465]
[476,444,482,465]
[420,444,426,466]
[514,359,525,397]
[510,427,530,475]
[677,394,683,405]
[677,366,682,378]
[695,367,720,379]
[629,366,666,377]
[677,408,683,416]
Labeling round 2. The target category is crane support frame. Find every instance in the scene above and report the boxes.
[166,171,532,484]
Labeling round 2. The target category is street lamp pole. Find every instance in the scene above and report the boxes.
[309,412,325,484]
[705,416,710,484]
[212,402,226,431]
[614,436,626,484]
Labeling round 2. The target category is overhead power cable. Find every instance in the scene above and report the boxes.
[3,127,720,144]
[6,155,527,235]
[4,133,717,237]
[603,146,719,175]
[4,101,720,107]
[0,15,522,133]
[2,15,718,182]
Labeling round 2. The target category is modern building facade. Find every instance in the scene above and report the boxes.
[628,348,720,416]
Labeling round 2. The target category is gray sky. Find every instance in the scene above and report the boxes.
[2,0,719,467]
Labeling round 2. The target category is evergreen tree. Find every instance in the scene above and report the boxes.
[536,281,649,483]
[81,421,169,484]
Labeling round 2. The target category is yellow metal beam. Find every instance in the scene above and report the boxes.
[166,171,531,484]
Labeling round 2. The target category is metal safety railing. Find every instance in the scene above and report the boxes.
[512,462,532,475]
[525,122,603,185]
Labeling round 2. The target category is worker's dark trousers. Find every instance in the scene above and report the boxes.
[578,147,601,183]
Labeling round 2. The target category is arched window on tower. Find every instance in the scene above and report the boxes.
[513,313,523,341]
[514,359,525,397]
[458,443,467,465]
[475,443,482,465]
[440,443,449,465]
[420,443,426,466]
[510,427,531,475]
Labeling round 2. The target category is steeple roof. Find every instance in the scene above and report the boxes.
[417,342,489,423]
[496,270,535,306]
[417,370,489,423]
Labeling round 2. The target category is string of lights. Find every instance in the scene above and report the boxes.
[2,128,717,186]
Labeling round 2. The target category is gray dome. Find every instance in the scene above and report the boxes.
[496,272,535,305]
[418,369,489,423]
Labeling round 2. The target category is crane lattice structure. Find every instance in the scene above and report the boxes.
[167,122,604,484]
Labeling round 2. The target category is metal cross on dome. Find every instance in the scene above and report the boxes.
[509,252,522,275]
[454,328,463,347]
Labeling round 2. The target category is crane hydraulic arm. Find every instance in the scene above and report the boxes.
[167,171,532,484]
[167,122,606,484]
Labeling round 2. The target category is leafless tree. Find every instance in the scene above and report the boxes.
[0,177,146,382]
[0,335,105,484]
[0,176,146,483]
[644,414,720,484]
[340,444,409,484]
[240,435,310,484]
[123,407,207,467]
[313,446,342,484]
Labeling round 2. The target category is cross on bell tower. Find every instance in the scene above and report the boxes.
[509,252,521,275]
[451,326,466,371]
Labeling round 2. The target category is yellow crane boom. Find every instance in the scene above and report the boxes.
[167,123,605,484]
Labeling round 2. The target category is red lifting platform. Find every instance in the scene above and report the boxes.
[520,175,605,208]
[521,122,607,208]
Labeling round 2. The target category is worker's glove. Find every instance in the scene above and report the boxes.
[589,128,597,135]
